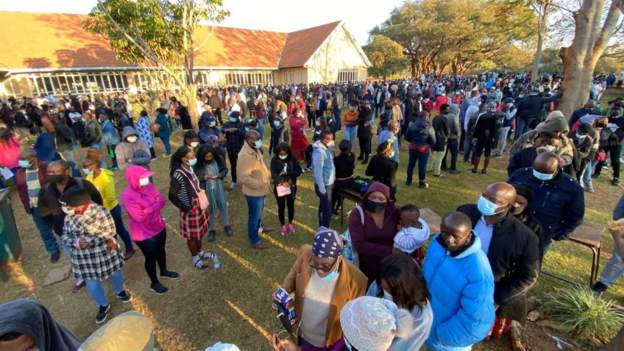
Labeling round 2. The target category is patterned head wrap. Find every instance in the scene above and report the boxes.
[312,226,343,259]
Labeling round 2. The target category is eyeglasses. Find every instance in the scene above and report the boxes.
[309,259,337,273]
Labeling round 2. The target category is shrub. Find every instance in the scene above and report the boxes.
[542,286,624,345]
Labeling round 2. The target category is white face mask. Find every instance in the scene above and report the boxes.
[388,151,395,159]
[61,206,75,216]
[208,121,216,127]
[533,169,555,181]
[325,140,335,148]
[190,141,199,148]
[126,135,138,143]
[278,154,288,160]
[139,177,150,187]
[82,168,92,176]
[254,140,263,149]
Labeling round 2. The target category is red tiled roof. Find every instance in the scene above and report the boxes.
[278,21,341,68]
[0,11,342,71]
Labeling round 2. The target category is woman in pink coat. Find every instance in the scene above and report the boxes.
[289,108,309,161]
[121,165,179,294]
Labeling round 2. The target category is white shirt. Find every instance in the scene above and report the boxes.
[300,270,338,347]
[474,217,493,254]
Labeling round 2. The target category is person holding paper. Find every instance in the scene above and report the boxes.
[270,143,302,236]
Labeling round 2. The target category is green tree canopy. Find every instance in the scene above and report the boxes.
[363,35,408,79]
[371,0,537,76]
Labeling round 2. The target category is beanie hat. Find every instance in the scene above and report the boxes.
[340,296,413,351]
[536,116,568,133]
[204,343,240,351]
[546,110,565,120]
[393,218,430,254]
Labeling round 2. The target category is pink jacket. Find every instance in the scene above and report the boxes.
[121,165,166,241]
[0,136,21,169]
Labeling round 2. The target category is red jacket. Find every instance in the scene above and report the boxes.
[16,162,48,213]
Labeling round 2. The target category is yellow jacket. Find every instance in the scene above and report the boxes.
[86,169,118,210]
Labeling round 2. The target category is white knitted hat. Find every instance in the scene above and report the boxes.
[393,218,430,254]
[339,297,413,351]
[204,342,240,351]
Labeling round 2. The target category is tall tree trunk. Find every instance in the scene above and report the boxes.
[410,57,417,78]
[531,3,550,81]
[559,0,622,117]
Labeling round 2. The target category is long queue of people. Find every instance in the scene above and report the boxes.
[0,70,623,351]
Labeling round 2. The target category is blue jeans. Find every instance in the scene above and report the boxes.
[344,125,357,143]
[334,110,342,131]
[581,160,595,190]
[85,269,125,307]
[407,149,430,185]
[599,249,624,286]
[31,207,59,254]
[516,118,528,140]
[258,119,266,139]
[159,135,172,155]
[110,205,133,253]
[315,184,333,228]
[245,195,265,245]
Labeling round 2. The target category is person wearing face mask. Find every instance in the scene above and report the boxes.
[510,183,544,255]
[366,254,432,351]
[356,100,373,164]
[237,130,271,250]
[365,141,398,201]
[494,97,516,157]
[122,165,179,295]
[423,211,495,351]
[135,111,156,160]
[508,152,584,253]
[507,132,560,176]
[168,146,220,269]
[195,145,232,241]
[312,131,336,228]
[15,149,61,262]
[571,123,597,191]
[430,104,450,177]
[348,182,400,282]
[154,108,172,157]
[593,112,624,186]
[289,107,309,163]
[457,183,540,344]
[38,160,103,240]
[115,127,151,170]
[342,100,359,143]
[277,227,367,350]
[269,114,289,156]
[270,143,302,236]
[59,186,131,324]
[82,155,135,260]
[221,112,245,189]
[183,130,201,150]
[199,115,223,146]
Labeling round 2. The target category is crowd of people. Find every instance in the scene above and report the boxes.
[0,70,623,351]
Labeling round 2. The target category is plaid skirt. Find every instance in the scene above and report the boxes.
[179,198,209,240]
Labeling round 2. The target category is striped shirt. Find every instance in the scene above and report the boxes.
[25,169,41,208]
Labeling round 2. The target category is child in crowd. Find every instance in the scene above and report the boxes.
[393,204,430,263]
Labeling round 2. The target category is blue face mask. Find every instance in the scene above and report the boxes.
[18,160,32,168]
[477,195,499,216]
[320,270,339,282]
[533,169,554,181]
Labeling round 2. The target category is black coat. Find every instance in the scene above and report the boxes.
[457,204,540,305]
[365,155,398,190]
[507,147,537,177]
[270,155,302,187]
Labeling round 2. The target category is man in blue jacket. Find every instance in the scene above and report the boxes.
[424,211,495,351]
[508,152,584,254]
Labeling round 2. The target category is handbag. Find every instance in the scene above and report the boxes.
[180,170,210,211]
[276,183,292,197]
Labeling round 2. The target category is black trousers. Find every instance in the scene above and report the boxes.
[595,144,622,180]
[135,229,168,285]
[331,178,353,211]
[228,149,238,183]
[442,138,459,171]
[274,186,296,225]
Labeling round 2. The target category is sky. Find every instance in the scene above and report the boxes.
[0,0,405,45]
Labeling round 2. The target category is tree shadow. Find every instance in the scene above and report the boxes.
[22,57,52,68]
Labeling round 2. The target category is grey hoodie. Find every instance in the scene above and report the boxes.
[115,126,151,169]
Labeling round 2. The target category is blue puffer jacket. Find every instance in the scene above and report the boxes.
[424,235,495,351]
[508,167,584,247]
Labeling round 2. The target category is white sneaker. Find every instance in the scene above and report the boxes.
[230,182,236,190]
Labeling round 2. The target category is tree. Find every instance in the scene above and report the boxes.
[363,35,407,79]
[371,0,537,76]
[86,0,229,128]
[558,0,623,116]
[528,0,554,80]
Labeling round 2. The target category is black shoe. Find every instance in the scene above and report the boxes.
[160,270,180,280]
[50,251,61,263]
[116,290,132,303]
[471,169,477,174]
[357,154,363,161]
[150,282,168,295]
[612,179,620,186]
[207,230,216,242]
[449,170,460,174]
[224,226,233,237]
[592,281,608,293]
[406,181,412,186]
[96,304,111,324]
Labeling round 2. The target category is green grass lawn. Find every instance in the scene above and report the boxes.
[1,89,623,350]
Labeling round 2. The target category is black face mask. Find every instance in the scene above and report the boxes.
[364,198,387,213]
[47,174,65,184]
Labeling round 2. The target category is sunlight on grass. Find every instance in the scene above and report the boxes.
[258,233,298,256]
[5,261,35,294]
[225,299,272,343]
[264,207,317,236]
[217,244,280,288]
[127,288,196,350]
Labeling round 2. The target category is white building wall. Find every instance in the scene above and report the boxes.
[305,24,369,83]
